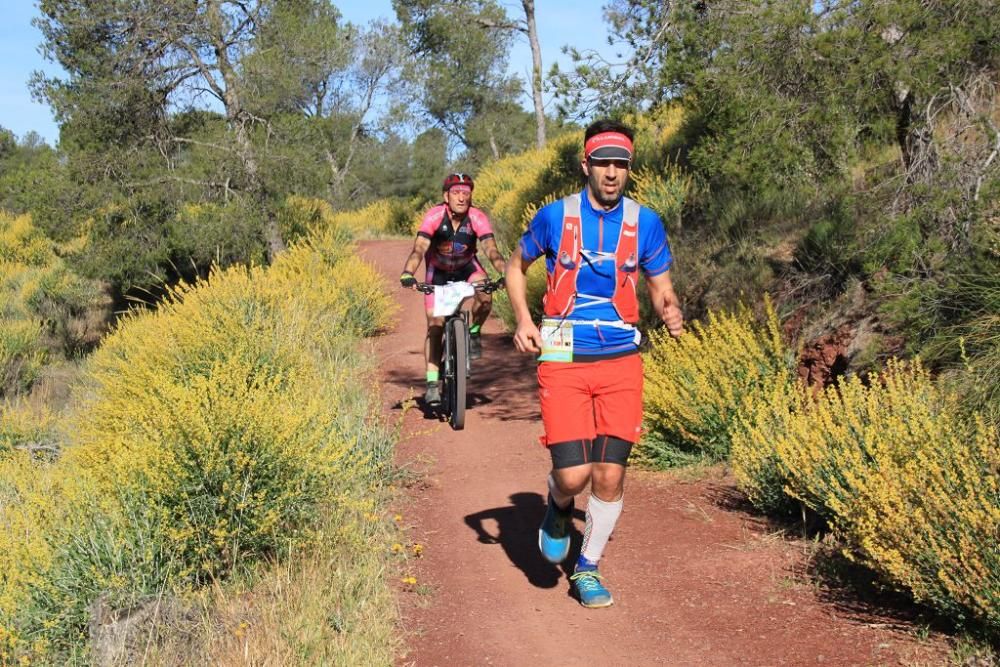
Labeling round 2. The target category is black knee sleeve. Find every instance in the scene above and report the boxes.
[548,439,593,469]
[548,436,633,468]
[592,435,633,466]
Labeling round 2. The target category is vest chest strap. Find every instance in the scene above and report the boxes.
[573,293,612,308]
[546,316,636,331]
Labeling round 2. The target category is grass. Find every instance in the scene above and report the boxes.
[144,492,401,666]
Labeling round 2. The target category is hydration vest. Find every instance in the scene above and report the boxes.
[543,193,641,324]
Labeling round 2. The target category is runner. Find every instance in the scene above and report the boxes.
[400,173,507,405]
[505,119,684,608]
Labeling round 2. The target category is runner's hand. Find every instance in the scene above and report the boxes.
[663,302,684,338]
[400,272,417,288]
[513,320,542,354]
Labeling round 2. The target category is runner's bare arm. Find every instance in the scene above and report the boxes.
[505,247,542,353]
[402,235,432,276]
[479,237,507,274]
[645,270,684,337]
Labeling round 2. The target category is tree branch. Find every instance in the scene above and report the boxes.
[177,40,226,102]
[125,175,239,195]
[475,17,526,34]
[15,442,60,456]
[164,136,237,154]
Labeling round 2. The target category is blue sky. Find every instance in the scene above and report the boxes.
[0,1,619,146]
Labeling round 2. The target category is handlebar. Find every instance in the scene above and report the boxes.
[413,279,505,295]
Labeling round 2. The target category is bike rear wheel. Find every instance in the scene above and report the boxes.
[446,317,467,430]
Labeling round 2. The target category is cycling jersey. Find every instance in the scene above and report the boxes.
[519,190,672,358]
[418,204,495,272]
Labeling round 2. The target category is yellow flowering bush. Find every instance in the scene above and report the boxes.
[474,132,582,251]
[0,212,103,395]
[286,195,422,241]
[729,369,803,515]
[642,299,790,466]
[627,104,686,165]
[268,230,397,338]
[0,214,52,266]
[1,215,51,394]
[0,401,58,460]
[279,196,337,242]
[0,452,89,661]
[64,234,394,581]
[630,165,691,231]
[770,360,999,630]
[0,226,397,660]
[0,319,45,397]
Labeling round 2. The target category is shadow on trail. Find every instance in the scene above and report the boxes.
[382,332,541,422]
[704,482,957,636]
[464,492,584,590]
[465,334,540,422]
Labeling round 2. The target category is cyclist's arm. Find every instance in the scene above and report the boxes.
[402,235,432,276]
[505,247,542,353]
[479,236,507,275]
[645,270,684,338]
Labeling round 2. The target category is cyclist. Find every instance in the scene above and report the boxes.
[400,173,507,405]
[505,119,684,608]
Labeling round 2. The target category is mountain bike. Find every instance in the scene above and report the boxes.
[415,279,504,430]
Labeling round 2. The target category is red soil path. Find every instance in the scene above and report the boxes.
[361,240,951,667]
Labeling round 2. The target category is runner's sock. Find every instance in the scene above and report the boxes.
[580,493,623,563]
[575,554,599,572]
[426,370,439,383]
[547,473,574,511]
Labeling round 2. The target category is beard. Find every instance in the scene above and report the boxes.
[592,190,621,208]
[589,176,624,208]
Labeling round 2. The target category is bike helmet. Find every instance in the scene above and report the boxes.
[442,172,474,192]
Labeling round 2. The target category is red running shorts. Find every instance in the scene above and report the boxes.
[537,353,643,446]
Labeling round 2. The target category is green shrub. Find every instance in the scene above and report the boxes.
[170,200,268,270]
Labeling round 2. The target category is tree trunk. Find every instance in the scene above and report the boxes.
[522,0,546,149]
[488,126,501,160]
[325,148,344,200]
[233,117,286,261]
[207,0,286,261]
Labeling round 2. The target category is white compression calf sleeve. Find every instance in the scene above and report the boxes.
[580,493,624,563]
[547,473,574,510]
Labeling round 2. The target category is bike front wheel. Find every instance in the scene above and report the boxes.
[446,317,467,430]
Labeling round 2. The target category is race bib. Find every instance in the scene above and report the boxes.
[539,318,573,362]
[432,282,475,317]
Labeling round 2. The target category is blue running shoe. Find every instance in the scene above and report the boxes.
[538,495,572,563]
[570,567,614,608]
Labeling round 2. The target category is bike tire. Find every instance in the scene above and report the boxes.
[447,317,467,430]
[439,321,452,416]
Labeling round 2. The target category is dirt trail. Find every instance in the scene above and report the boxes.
[361,240,950,667]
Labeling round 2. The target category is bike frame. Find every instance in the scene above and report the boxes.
[414,279,501,430]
